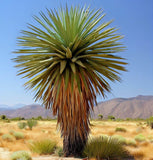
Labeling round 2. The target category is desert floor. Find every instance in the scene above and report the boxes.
[0,120,153,160]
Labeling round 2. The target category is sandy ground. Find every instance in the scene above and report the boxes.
[0,120,153,160]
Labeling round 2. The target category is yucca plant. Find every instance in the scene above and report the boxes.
[13,6,127,156]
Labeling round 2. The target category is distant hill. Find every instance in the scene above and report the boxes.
[0,104,54,119]
[93,95,153,119]
[0,95,153,119]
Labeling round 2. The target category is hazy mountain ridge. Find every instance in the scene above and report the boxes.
[0,103,25,110]
[93,95,153,119]
[0,95,153,119]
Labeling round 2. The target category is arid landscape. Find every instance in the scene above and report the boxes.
[1,0,153,160]
[0,120,153,160]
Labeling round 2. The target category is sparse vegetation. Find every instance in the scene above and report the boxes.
[27,120,37,130]
[0,120,153,159]
[134,134,146,142]
[18,122,27,129]
[11,117,25,121]
[2,134,14,142]
[108,115,115,120]
[28,139,57,155]
[13,132,25,140]
[98,114,103,120]
[115,127,127,132]
[126,139,137,147]
[147,116,153,129]
[10,150,32,160]
[83,136,130,160]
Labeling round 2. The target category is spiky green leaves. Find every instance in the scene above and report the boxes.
[13,6,127,141]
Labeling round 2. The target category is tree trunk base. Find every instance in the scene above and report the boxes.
[63,135,86,157]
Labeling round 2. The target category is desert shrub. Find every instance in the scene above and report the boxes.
[55,147,64,157]
[28,139,57,155]
[10,150,32,160]
[27,120,37,130]
[126,139,137,147]
[0,115,7,119]
[13,132,24,140]
[115,127,127,132]
[36,116,43,120]
[112,135,127,145]
[134,134,146,142]
[83,136,130,160]
[107,115,115,120]
[98,114,103,120]
[11,117,24,121]
[2,134,14,142]
[147,116,153,129]
[18,122,27,129]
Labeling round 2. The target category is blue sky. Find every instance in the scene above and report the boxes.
[0,0,153,106]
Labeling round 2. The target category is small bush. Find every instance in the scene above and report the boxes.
[2,134,14,142]
[83,136,130,160]
[0,115,7,119]
[147,116,153,129]
[13,132,25,140]
[112,135,127,145]
[126,139,137,147]
[11,117,24,121]
[107,115,115,120]
[98,114,103,120]
[134,134,146,142]
[28,139,57,155]
[115,127,127,132]
[27,120,37,130]
[18,122,27,129]
[11,150,32,160]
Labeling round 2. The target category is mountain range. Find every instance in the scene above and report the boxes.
[0,95,153,119]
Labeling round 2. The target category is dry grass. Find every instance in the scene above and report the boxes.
[0,120,153,159]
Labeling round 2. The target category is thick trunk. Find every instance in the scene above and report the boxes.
[63,134,87,157]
